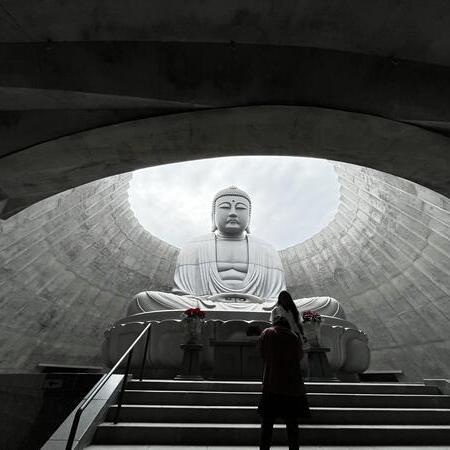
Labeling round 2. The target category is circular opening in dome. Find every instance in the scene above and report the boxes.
[128,156,340,249]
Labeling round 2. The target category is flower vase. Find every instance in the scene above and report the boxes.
[183,316,203,344]
[303,321,321,347]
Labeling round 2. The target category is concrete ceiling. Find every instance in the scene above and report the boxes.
[0,1,449,217]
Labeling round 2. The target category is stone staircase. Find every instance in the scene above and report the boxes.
[91,379,450,446]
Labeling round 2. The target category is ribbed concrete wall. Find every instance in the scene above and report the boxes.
[281,163,450,380]
[0,173,178,371]
[0,163,448,380]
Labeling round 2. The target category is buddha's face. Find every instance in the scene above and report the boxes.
[214,195,250,236]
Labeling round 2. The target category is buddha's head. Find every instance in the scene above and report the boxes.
[211,186,251,236]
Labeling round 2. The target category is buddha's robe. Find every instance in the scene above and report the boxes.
[128,233,345,319]
[174,234,285,299]
[128,233,286,314]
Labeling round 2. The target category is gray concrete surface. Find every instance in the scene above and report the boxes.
[0,173,177,371]
[0,162,448,382]
[281,163,450,380]
[0,1,448,380]
[1,106,449,218]
[1,2,450,216]
[0,4,449,448]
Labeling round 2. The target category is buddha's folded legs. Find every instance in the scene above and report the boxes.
[294,296,346,319]
[128,291,203,315]
[129,291,346,319]
[129,290,278,314]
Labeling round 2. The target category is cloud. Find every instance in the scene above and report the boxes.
[128,156,340,249]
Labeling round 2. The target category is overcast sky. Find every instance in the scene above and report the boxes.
[128,156,340,249]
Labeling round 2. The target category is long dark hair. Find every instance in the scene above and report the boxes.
[277,290,300,325]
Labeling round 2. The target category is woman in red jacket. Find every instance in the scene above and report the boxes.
[257,315,310,450]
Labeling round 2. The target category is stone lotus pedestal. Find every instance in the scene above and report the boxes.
[102,311,370,379]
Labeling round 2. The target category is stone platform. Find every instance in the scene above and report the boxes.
[102,311,370,379]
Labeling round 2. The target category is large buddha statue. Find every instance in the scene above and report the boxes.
[104,186,369,379]
[128,186,343,318]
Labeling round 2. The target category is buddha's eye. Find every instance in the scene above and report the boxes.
[236,203,248,210]
[218,202,231,209]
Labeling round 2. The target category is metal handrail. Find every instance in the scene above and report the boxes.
[65,321,152,450]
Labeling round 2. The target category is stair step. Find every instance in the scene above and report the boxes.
[94,423,450,445]
[107,404,450,425]
[128,379,440,395]
[123,390,450,408]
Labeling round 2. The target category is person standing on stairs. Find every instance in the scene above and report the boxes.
[270,290,307,342]
[257,315,310,450]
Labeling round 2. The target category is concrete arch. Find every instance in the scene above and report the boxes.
[1,105,449,218]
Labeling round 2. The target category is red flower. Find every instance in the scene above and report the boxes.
[183,307,206,319]
[302,310,321,322]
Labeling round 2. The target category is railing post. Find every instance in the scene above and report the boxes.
[113,348,133,424]
[139,324,151,381]
[65,408,82,450]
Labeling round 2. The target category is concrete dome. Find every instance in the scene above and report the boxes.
[0,161,448,380]
[0,0,450,381]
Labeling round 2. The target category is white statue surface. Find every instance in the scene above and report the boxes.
[104,186,369,378]
[128,186,342,317]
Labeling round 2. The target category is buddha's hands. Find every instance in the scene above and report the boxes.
[208,293,266,304]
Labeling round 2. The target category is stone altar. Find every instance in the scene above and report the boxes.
[103,186,370,378]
